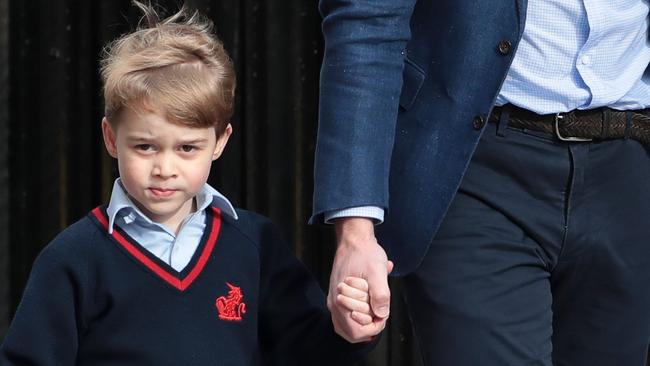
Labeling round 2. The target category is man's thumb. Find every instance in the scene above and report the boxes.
[368,269,391,319]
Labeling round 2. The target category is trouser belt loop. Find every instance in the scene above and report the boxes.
[625,111,633,140]
[496,105,510,137]
[601,108,610,140]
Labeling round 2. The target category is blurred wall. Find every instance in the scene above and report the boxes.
[0,0,10,336]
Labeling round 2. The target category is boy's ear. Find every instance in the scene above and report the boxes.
[212,123,233,161]
[101,117,119,158]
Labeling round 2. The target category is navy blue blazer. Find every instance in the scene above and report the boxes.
[312,0,528,275]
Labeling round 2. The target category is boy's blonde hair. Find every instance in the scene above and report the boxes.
[100,1,235,135]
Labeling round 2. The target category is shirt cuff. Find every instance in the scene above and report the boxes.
[324,206,385,225]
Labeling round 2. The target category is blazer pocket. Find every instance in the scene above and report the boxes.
[399,56,426,111]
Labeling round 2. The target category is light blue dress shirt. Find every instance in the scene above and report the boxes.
[496,0,650,113]
[106,179,238,272]
[325,0,650,223]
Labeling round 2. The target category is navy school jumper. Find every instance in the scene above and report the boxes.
[1,206,369,365]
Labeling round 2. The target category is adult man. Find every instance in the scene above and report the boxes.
[312,0,650,365]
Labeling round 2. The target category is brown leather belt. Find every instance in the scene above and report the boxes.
[490,105,650,146]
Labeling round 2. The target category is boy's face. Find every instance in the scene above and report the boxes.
[101,107,231,227]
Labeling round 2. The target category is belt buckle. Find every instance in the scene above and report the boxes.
[554,113,592,142]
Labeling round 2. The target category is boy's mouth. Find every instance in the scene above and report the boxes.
[149,188,178,197]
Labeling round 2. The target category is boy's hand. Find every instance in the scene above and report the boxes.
[336,277,373,326]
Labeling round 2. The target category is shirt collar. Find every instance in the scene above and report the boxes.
[105,178,238,234]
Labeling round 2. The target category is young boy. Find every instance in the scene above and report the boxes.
[0,2,381,365]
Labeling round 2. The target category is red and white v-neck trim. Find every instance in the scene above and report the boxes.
[92,206,222,291]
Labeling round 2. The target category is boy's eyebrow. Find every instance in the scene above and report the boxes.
[126,136,154,142]
[179,138,209,144]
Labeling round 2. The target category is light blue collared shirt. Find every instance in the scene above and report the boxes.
[496,0,650,113]
[326,0,650,223]
[106,179,238,272]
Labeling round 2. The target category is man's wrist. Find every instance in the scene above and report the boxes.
[334,217,376,248]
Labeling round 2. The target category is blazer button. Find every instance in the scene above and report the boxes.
[497,40,512,55]
[473,116,485,130]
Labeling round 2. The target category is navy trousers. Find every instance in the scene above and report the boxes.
[403,118,650,365]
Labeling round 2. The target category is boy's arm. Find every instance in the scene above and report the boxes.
[257,221,377,366]
[0,244,84,365]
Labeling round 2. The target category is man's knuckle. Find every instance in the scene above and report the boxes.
[373,289,391,300]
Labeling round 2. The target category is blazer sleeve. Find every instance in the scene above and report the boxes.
[311,0,418,223]
[0,244,86,365]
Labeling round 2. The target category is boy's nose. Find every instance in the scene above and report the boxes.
[152,154,177,178]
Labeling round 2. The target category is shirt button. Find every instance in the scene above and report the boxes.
[580,55,591,65]
[497,40,512,55]
[473,116,485,130]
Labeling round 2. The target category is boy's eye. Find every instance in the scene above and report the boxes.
[180,145,196,152]
[135,144,153,151]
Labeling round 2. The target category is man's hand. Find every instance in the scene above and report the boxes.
[328,217,394,343]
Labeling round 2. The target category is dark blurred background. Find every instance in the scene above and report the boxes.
[0,0,422,364]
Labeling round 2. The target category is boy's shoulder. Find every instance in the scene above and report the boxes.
[219,207,287,251]
[27,211,105,279]
[223,207,277,236]
[229,207,274,230]
[41,212,104,257]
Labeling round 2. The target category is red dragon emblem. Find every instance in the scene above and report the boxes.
[215,282,247,321]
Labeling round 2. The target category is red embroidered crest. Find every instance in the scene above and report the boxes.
[215,282,247,321]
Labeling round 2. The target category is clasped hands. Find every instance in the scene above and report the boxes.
[328,217,394,343]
